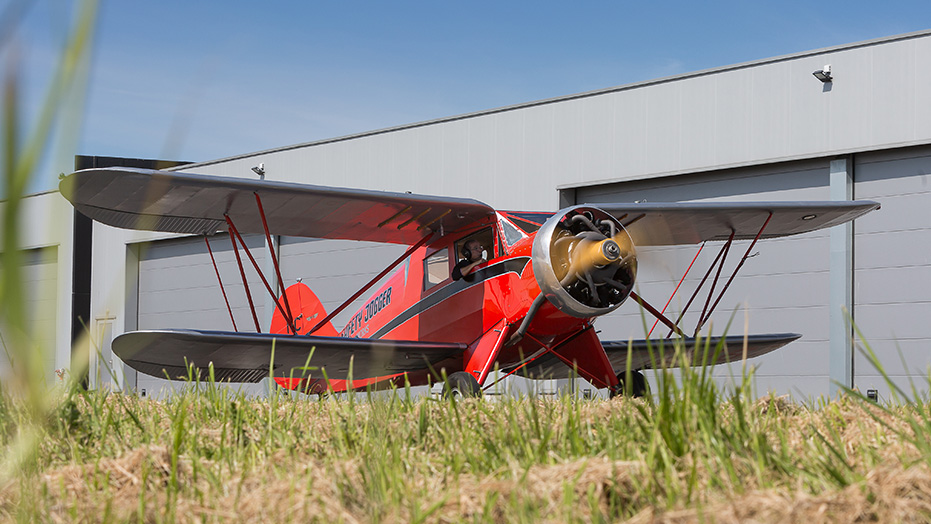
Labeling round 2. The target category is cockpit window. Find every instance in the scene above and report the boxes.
[508,217,542,234]
[499,218,525,246]
[502,212,553,234]
[455,228,494,261]
[424,248,449,289]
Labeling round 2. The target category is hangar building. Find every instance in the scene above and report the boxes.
[13,30,931,400]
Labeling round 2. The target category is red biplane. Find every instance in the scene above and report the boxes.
[60,168,879,397]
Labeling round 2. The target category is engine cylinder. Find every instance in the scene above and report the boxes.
[531,205,637,318]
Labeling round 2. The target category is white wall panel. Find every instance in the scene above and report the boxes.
[646,82,684,175]
[612,88,648,179]
[549,99,586,190]
[179,33,931,218]
[854,148,931,399]
[678,76,718,168]
[0,248,59,386]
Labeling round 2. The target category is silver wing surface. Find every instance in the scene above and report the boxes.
[113,330,467,383]
[505,333,800,379]
[60,168,877,246]
[59,168,496,244]
[599,333,801,371]
[595,201,880,245]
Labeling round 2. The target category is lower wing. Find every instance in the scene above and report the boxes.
[503,333,800,379]
[600,333,801,370]
[113,330,467,383]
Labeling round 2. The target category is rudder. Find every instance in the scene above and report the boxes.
[270,282,338,337]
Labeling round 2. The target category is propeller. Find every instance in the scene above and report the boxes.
[532,205,638,318]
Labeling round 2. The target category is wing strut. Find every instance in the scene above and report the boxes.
[698,230,735,327]
[648,242,705,337]
[227,222,262,332]
[693,212,772,335]
[254,192,295,329]
[204,236,238,332]
[630,291,686,337]
[662,212,773,338]
[482,325,594,392]
[225,215,298,334]
[668,230,735,337]
[307,233,434,335]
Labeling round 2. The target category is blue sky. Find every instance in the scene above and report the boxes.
[6,1,931,192]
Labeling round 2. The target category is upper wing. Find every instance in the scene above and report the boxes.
[595,201,880,245]
[112,329,467,383]
[59,168,496,244]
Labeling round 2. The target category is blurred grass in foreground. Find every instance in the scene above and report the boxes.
[0,333,929,523]
[0,0,98,482]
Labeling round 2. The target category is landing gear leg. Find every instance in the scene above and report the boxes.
[443,371,483,399]
[610,370,648,398]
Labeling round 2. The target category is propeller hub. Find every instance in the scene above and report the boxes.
[600,239,621,263]
[532,205,638,318]
[581,238,623,267]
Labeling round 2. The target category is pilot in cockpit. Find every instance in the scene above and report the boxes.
[452,239,485,281]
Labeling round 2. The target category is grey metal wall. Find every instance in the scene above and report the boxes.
[853,146,931,400]
[571,159,833,398]
[0,247,59,386]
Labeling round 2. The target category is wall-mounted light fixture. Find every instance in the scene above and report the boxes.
[812,64,832,83]
[251,163,265,179]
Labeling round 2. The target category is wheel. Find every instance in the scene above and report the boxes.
[443,371,483,399]
[610,370,648,398]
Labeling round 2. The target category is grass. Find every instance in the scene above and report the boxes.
[1,334,931,523]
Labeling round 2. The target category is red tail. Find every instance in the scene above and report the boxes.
[272,282,337,391]
[270,282,338,337]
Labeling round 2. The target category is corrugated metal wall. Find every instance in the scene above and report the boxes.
[853,147,931,400]
[0,247,58,385]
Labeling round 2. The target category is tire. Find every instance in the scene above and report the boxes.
[610,370,648,398]
[443,371,483,399]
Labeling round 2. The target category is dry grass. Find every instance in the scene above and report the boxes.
[0,381,929,523]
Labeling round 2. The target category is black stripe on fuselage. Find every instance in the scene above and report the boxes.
[370,257,531,340]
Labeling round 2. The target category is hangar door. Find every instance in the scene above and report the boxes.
[0,247,58,385]
[133,235,267,398]
[571,158,834,398]
[853,146,931,399]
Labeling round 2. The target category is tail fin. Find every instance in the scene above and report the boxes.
[270,282,338,337]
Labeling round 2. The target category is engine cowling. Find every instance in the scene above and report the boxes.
[531,205,637,318]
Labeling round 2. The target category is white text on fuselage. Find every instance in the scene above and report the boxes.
[340,287,393,338]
